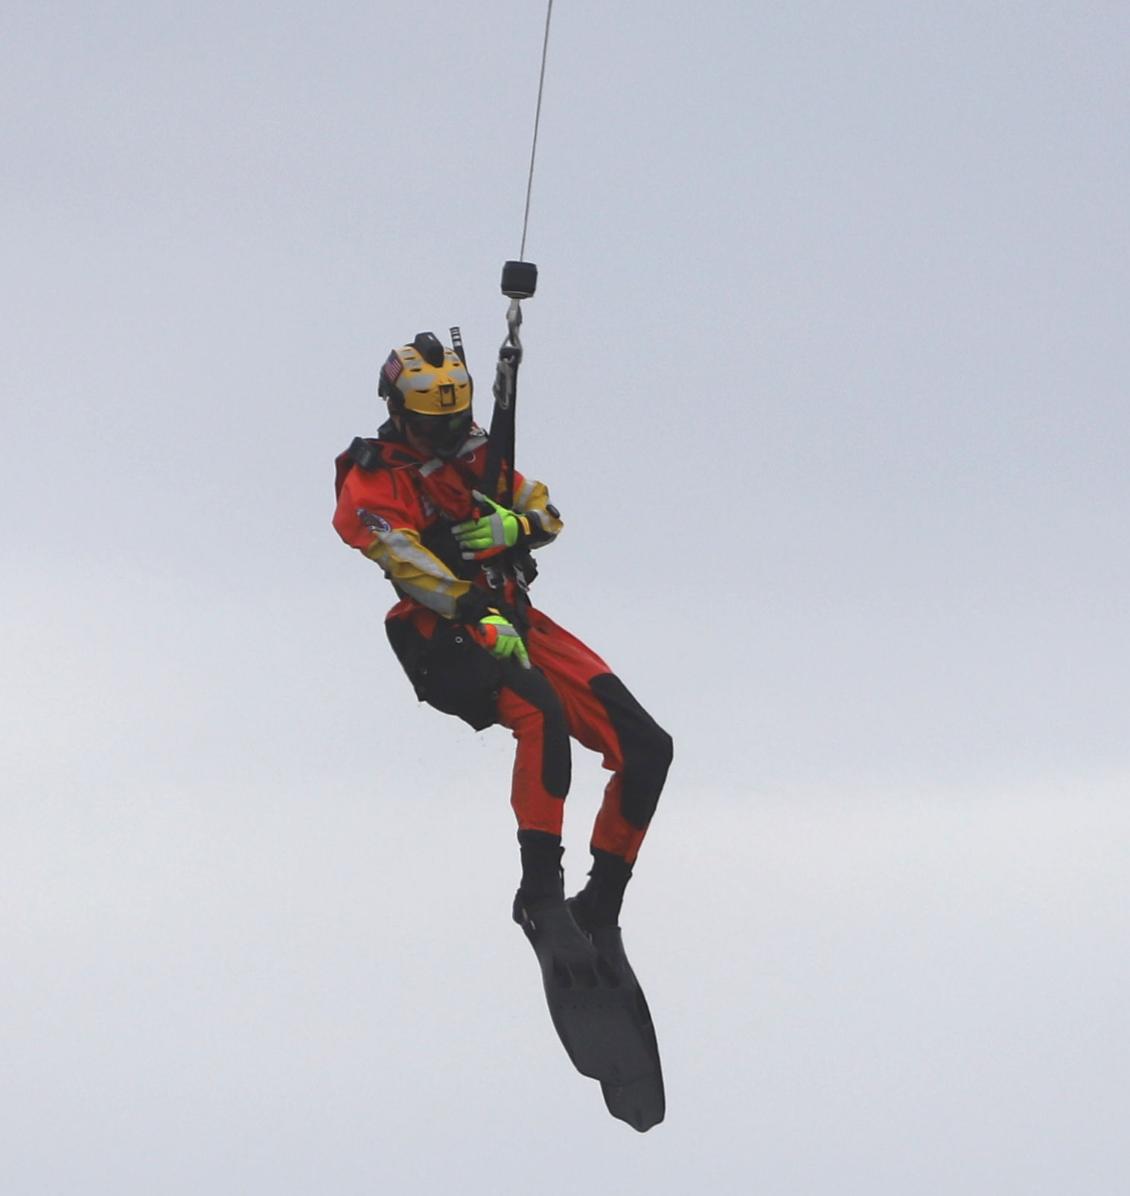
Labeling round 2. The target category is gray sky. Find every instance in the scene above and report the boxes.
[3,2,1128,1192]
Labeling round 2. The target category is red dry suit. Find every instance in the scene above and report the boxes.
[332,421,671,865]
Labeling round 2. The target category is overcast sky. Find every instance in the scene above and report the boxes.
[3,2,1128,1193]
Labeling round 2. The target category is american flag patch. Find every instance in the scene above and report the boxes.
[383,352,403,383]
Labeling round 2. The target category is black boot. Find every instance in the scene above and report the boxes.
[568,849,633,932]
[512,829,564,925]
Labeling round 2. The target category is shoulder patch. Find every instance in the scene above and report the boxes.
[358,509,392,534]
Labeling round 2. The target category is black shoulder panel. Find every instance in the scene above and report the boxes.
[348,436,384,471]
[335,436,395,497]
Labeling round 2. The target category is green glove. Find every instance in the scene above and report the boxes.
[472,613,531,668]
[452,490,529,561]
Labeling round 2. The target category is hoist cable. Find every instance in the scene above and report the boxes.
[519,0,554,261]
[483,1,552,514]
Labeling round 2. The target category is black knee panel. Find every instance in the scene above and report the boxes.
[504,662,572,799]
[589,673,673,829]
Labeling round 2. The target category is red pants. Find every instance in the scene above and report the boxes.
[494,608,672,864]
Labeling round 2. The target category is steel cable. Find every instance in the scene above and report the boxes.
[519,0,554,260]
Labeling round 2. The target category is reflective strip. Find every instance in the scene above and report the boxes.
[401,366,469,390]
[419,457,445,477]
[380,529,457,582]
[514,479,535,511]
[392,577,459,619]
[364,528,467,620]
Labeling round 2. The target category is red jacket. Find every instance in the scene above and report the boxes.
[333,421,563,627]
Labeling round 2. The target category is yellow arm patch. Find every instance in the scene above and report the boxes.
[512,478,564,541]
[363,525,470,619]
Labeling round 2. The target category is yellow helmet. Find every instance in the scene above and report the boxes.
[379,331,472,416]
